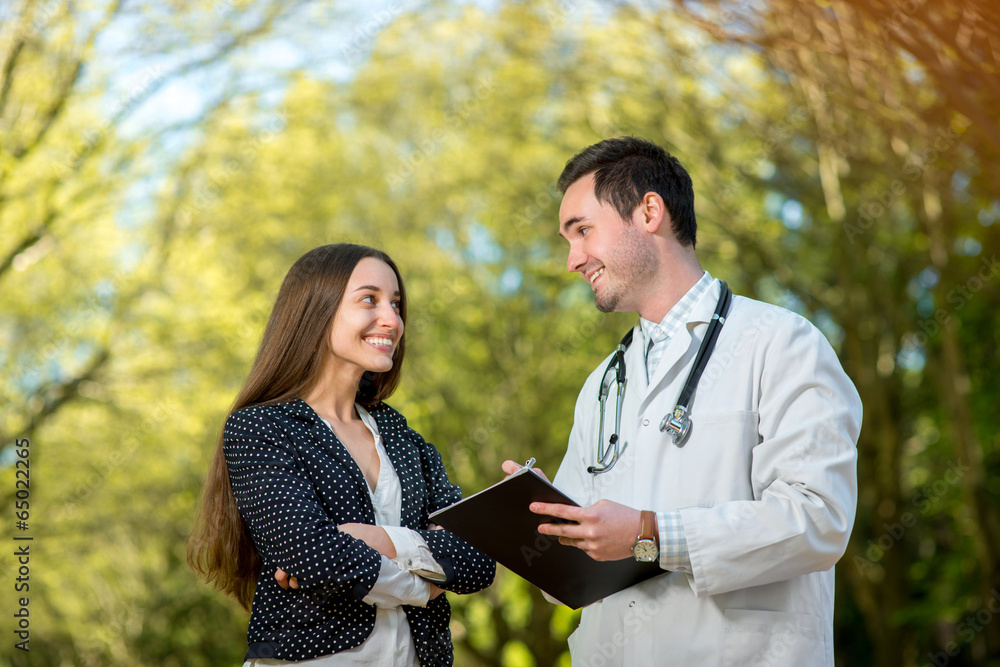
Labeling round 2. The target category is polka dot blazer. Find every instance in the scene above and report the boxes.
[224,399,496,665]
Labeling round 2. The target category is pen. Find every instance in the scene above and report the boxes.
[523,457,536,470]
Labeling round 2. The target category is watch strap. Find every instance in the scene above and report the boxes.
[639,510,656,542]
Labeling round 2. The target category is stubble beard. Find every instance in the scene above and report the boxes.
[594,225,657,313]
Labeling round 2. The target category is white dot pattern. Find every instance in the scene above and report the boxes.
[224,399,496,665]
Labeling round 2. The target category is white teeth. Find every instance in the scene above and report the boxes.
[367,337,393,347]
[589,268,605,284]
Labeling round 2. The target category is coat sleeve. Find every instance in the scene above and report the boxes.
[680,314,862,597]
[224,407,382,602]
[406,427,496,595]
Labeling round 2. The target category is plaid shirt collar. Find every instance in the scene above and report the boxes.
[638,271,713,349]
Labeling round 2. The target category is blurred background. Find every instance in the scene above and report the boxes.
[1,0,998,665]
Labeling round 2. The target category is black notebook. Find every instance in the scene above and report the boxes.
[429,467,664,609]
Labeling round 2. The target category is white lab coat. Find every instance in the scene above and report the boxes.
[552,279,862,667]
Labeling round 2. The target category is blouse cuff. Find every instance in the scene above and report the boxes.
[382,525,448,582]
[657,510,692,573]
[362,556,432,608]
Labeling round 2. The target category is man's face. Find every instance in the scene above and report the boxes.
[558,173,656,313]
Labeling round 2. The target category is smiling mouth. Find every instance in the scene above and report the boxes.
[589,267,605,285]
[364,336,394,350]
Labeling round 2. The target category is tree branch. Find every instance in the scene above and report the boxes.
[0,2,31,122]
[13,346,110,444]
[11,0,124,161]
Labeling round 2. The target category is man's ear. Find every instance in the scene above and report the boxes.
[639,192,668,234]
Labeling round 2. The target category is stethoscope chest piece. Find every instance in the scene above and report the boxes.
[660,404,691,446]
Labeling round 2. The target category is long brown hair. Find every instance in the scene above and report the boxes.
[187,243,408,610]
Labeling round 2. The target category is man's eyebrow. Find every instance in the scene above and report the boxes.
[559,216,585,237]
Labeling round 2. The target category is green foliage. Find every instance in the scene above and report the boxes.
[1,0,998,665]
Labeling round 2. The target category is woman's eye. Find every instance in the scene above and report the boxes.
[391,300,401,311]
[361,295,375,304]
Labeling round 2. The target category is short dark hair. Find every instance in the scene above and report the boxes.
[557,136,697,247]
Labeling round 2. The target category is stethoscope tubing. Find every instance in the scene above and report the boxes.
[588,280,733,474]
[673,282,732,412]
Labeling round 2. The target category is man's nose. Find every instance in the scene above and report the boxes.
[567,243,587,273]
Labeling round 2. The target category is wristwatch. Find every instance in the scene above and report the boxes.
[632,510,659,562]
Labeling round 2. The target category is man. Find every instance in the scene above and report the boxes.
[502,137,861,666]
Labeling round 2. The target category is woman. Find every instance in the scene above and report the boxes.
[188,243,495,665]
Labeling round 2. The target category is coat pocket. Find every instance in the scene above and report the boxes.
[671,410,760,505]
[723,608,830,667]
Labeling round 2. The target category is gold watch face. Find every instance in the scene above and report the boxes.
[633,539,658,562]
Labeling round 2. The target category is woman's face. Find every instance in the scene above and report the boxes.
[326,257,403,375]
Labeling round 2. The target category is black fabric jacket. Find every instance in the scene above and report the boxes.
[224,399,495,665]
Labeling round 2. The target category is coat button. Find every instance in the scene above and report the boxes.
[642,419,650,426]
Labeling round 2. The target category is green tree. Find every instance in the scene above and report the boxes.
[4,1,997,665]
[671,0,1000,664]
[1,1,308,664]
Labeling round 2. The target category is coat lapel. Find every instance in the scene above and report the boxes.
[370,405,423,529]
[639,279,721,413]
[282,399,373,513]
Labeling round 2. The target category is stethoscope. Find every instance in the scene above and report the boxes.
[587,282,733,474]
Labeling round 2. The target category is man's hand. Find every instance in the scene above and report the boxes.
[531,499,642,561]
[501,459,550,481]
